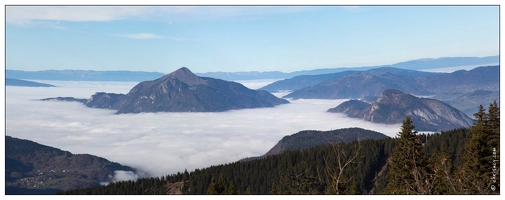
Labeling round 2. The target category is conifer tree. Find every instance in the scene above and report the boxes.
[206,175,217,195]
[384,116,432,194]
[430,144,457,194]
[271,181,280,194]
[245,186,252,195]
[458,103,500,194]
[216,174,226,194]
[487,101,500,193]
[181,169,190,194]
[206,174,226,195]
[226,182,238,195]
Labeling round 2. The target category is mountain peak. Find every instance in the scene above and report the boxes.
[170,67,193,76]
[165,67,206,86]
[381,89,404,96]
[329,89,473,131]
[168,67,196,78]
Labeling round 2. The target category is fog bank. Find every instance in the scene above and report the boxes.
[5,80,401,177]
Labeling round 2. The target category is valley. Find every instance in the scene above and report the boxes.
[5,63,500,195]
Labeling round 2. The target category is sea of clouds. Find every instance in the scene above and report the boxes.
[5,79,402,179]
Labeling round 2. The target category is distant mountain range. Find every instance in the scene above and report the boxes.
[279,66,498,117]
[270,66,498,97]
[260,67,438,92]
[284,71,434,99]
[6,70,165,82]
[328,89,474,131]
[196,55,498,80]
[6,56,497,81]
[5,136,136,194]
[41,67,289,114]
[6,78,55,87]
[241,127,388,162]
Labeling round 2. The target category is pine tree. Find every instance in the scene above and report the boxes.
[226,182,238,195]
[245,186,252,195]
[487,101,500,193]
[216,174,226,194]
[458,103,500,194]
[384,116,432,194]
[430,144,457,194]
[181,169,190,194]
[271,181,280,194]
[206,175,217,195]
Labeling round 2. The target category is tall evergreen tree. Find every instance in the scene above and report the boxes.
[384,116,432,194]
[206,175,218,195]
[216,174,226,194]
[271,181,280,195]
[245,186,252,195]
[487,101,500,193]
[458,103,500,194]
[430,144,457,194]
[226,182,238,195]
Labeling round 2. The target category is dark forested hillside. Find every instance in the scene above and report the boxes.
[60,103,499,195]
[5,136,137,194]
[262,128,388,156]
[61,127,476,195]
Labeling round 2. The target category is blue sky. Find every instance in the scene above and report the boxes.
[5,5,499,73]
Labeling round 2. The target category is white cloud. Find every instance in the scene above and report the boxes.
[5,80,402,177]
[6,6,149,25]
[112,170,139,182]
[6,6,319,26]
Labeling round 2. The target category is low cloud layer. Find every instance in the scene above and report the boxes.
[6,80,401,177]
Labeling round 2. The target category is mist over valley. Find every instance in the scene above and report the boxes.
[5,79,402,178]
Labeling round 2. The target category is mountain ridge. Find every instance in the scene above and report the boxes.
[6,78,56,87]
[328,89,474,131]
[5,135,138,194]
[7,56,497,81]
[41,67,289,114]
[241,127,388,162]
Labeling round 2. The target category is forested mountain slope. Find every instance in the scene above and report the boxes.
[60,102,499,195]
[5,136,137,194]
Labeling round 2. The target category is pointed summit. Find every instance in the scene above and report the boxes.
[168,67,194,77]
[165,67,206,86]
[83,66,289,113]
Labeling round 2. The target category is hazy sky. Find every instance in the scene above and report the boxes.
[5,5,499,73]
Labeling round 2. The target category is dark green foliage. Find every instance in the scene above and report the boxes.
[62,137,394,195]
[225,182,239,195]
[245,187,252,195]
[279,169,326,194]
[263,128,388,156]
[206,176,218,195]
[384,116,430,194]
[59,176,169,195]
[181,138,395,195]
[457,102,500,194]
